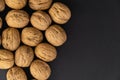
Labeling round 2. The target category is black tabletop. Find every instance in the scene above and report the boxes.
[1,0,120,80]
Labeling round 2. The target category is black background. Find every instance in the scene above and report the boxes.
[1,0,120,80]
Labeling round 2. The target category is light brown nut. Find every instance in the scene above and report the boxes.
[0,17,2,28]
[5,0,27,9]
[29,0,52,10]
[30,59,51,80]
[45,25,67,46]
[35,43,57,62]
[21,27,43,46]
[0,0,5,12]
[15,45,34,67]
[6,10,29,28]
[2,28,20,51]
[6,66,27,80]
[0,49,14,69]
[30,11,52,31]
[49,2,71,24]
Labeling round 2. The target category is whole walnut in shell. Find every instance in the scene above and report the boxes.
[6,10,29,28]
[6,66,27,80]
[30,11,52,31]
[0,49,14,69]
[45,25,67,46]
[49,2,71,24]
[5,0,27,9]
[0,17,2,28]
[35,43,57,62]
[30,59,51,80]
[29,0,52,10]
[15,45,34,67]
[0,0,5,12]
[21,27,43,46]
[2,28,20,51]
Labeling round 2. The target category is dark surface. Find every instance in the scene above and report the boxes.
[1,0,120,80]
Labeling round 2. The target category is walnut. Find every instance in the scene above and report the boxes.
[0,49,14,69]
[6,10,29,28]
[5,0,27,9]
[29,0,52,10]
[30,11,52,31]
[0,0,5,12]
[15,45,34,67]
[0,17,2,28]
[30,59,51,80]
[21,27,43,46]
[45,25,67,46]
[49,2,71,24]
[6,66,27,80]
[2,28,20,51]
[35,43,57,62]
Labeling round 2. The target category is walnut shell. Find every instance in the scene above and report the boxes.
[45,25,67,46]
[6,10,29,28]
[22,27,43,46]
[0,17,2,28]
[29,0,52,10]
[35,43,57,62]
[49,2,71,24]
[6,66,27,80]
[15,45,34,67]
[0,49,14,69]
[0,0,5,12]
[30,59,51,80]
[2,28,20,51]
[30,11,52,31]
[5,0,27,9]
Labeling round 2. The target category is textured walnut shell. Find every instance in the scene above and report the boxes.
[2,28,20,51]
[5,0,27,9]
[29,0,52,10]
[6,66,27,80]
[35,43,57,62]
[0,0,5,12]
[49,2,71,24]
[45,25,67,46]
[0,17,2,28]
[30,11,52,31]
[15,45,34,67]
[6,10,29,28]
[0,49,14,69]
[30,60,51,80]
[22,27,43,46]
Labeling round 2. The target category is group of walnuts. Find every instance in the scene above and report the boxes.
[0,0,71,80]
